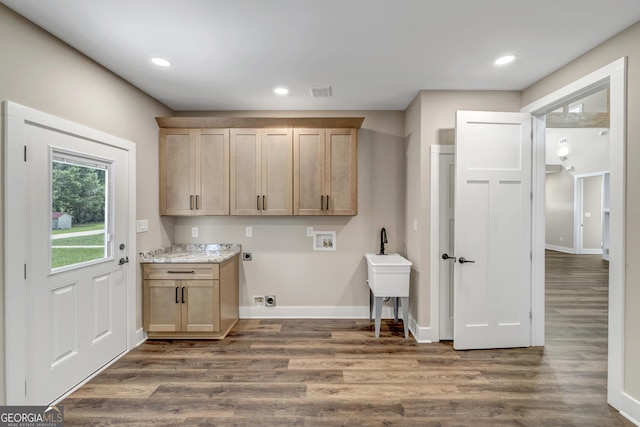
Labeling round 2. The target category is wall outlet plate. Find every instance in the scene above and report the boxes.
[191,227,198,237]
[243,252,252,261]
[245,226,253,237]
[265,295,276,307]
[253,296,264,306]
[307,226,314,237]
[136,219,149,233]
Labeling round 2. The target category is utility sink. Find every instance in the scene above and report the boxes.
[365,253,412,297]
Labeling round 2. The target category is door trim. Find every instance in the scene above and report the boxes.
[522,57,626,411]
[429,145,454,342]
[3,101,138,404]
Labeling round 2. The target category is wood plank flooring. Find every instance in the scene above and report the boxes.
[61,251,632,426]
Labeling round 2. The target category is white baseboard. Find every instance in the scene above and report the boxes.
[620,392,640,426]
[545,244,575,254]
[134,327,147,347]
[240,305,406,319]
[581,248,603,255]
[408,313,434,343]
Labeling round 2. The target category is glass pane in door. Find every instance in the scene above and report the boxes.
[50,152,111,271]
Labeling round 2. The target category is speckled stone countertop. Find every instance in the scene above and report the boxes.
[139,244,241,264]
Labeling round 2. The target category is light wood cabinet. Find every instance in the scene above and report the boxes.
[230,128,293,215]
[159,128,229,215]
[142,255,239,339]
[294,128,357,215]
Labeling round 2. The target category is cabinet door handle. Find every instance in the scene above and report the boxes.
[190,195,194,210]
[321,195,324,210]
[257,195,260,210]
[181,287,185,304]
[262,195,266,211]
[167,270,195,274]
[195,195,199,210]
[326,195,330,211]
[175,287,179,303]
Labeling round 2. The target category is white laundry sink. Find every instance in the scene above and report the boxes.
[365,253,412,297]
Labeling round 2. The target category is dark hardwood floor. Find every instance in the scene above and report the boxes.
[61,251,632,426]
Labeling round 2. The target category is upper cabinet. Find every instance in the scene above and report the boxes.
[293,128,357,215]
[157,117,363,217]
[159,128,229,215]
[229,128,293,215]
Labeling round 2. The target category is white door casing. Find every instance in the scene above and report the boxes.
[453,111,532,350]
[4,101,137,404]
[438,151,455,340]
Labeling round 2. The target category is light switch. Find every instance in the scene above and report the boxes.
[585,212,591,218]
[191,227,198,237]
[246,227,253,237]
[307,227,314,237]
[136,219,149,233]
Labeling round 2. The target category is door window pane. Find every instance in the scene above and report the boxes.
[51,153,110,271]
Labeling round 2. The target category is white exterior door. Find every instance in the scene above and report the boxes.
[453,111,532,350]
[25,125,129,403]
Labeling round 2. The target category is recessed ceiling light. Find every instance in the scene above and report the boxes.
[274,87,289,95]
[495,55,516,66]
[151,57,171,67]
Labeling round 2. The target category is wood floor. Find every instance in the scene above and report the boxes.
[61,251,632,426]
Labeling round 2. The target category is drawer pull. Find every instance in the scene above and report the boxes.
[167,270,195,274]
[175,287,179,303]
[181,286,186,304]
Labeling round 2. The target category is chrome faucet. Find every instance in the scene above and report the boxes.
[379,227,388,255]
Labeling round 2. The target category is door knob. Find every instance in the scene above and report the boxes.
[459,257,475,264]
[442,253,456,262]
[118,257,129,265]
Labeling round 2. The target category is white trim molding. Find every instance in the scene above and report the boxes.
[522,57,628,413]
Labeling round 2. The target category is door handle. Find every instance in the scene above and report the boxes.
[441,253,456,262]
[459,257,475,264]
[118,256,129,265]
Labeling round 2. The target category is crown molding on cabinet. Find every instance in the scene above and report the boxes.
[155,116,365,129]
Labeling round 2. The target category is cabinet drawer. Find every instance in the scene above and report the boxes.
[143,263,219,280]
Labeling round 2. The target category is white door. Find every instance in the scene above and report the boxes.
[438,152,455,340]
[25,124,128,403]
[453,111,532,350]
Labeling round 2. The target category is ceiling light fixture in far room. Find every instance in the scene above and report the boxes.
[274,87,289,95]
[151,57,171,67]
[494,54,516,66]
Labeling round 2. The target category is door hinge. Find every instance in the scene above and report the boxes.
[25,380,27,396]
[24,146,27,162]
[530,252,533,260]
[530,192,533,201]
[24,263,27,279]
[529,311,532,320]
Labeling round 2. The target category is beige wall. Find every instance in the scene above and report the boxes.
[0,5,173,403]
[523,19,640,402]
[404,91,522,328]
[171,110,406,310]
[545,169,575,250]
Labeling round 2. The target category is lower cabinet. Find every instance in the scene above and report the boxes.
[142,255,239,339]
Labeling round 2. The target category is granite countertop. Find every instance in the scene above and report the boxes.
[139,244,241,264]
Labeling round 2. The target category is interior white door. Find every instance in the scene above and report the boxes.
[439,152,455,340]
[453,111,532,350]
[25,124,128,404]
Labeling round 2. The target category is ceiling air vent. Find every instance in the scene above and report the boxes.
[310,86,332,97]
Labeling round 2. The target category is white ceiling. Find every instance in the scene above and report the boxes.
[3,0,640,111]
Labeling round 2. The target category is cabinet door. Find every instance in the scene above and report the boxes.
[325,129,357,215]
[230,129,261,215]
[159,129,196,215]
[144,280,182,332]
[262,129,293,215]
[294,129,325,215]
[197,129,229,215]
[182,280,220,332]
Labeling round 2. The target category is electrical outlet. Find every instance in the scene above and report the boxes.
[265,295,276,307]
[246,226,253,237]
[253,296,264,306]
[307,227,314,237]
[191,227,198,237]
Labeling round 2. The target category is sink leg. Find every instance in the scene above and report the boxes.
[374,296,383,338]
[393,297,399,322]
[400,297,409,339]
[369,289,373,322]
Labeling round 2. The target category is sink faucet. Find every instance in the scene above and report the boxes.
[379,227,388,255]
